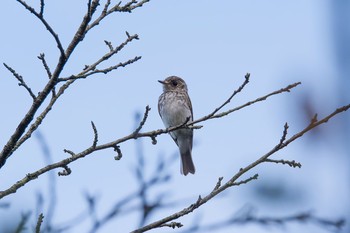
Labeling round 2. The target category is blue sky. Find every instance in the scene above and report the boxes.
[0,1,349,233]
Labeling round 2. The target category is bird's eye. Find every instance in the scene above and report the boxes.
[171,80,178,86]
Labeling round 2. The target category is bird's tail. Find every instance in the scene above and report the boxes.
[180,150,195,176]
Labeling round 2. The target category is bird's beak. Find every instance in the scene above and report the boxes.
[158,80,165,84]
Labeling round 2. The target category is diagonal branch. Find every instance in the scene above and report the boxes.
[200,82,302,122]
[133,105,151,137]
[187,78,301,127]
[208,72,250,118]
[86,0,150,32]
[3,63,36,100]
[64,0,100,59]
[17,0,65,56]
[130,103,350,232]
[59,56,142,82]
[37,53,56,97]
[58,33,140,82]
[35,213,44,233]
[37,53,52,79]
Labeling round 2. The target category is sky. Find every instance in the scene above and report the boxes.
[0,0,349,233]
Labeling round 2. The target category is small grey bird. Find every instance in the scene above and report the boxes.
[158,76,195,175]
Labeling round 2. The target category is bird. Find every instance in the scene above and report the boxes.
[158,76,195,175]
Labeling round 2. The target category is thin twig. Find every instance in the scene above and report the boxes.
[212,177,223,192]
[104,40,114,51]
[91,121,98,149]
[159,222,183,229]
[64,0,100,58]
[208,72,250,118]
[63,149,75,156]
[114,145,123,160]
[37,53,52,79]
[58,165,71,176]
[74,55,142,79]
[195,82,302,123]
[265,159,302,168]
[133,106,151,138]
[3,63,36,100]
[59,34,140,82]
[39,0,45,16]
[17,0,65,56]
[37,53,56,97]
[14,212,31,233]
[232,174,259,186]
[35,213,44,233]
[86,0,150,31]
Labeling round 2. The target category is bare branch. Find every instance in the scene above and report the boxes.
[243,211,345,229]
[37,53,52,79]
[208,72,250,118]
[114,145,123,160]
[212,177,223,192]
[8,51,140,164]
[144,80,301,142]
[0,80,309,199]
[150,136,157,145]
[63,149,75,156]
[0,0,74,167]
[232,174,259,186]
[39,0,45,16]
[104,40,114,51]
[133,105,151,138]
[87,145,176,233]
[102,0,112,15]
[82,55,142,77]
[159,222,183,229]
[14,212,31,233]
[265,159,302,168]
[64,0,100,60]
[86,0,150,31]
[1,79,348,214]
[37,53,56,97]
[58,165,71,176]
[3,63,36,100]
[200,82,302,122]
[8,84,69,158]
[17,0,65,56]
[87,0,93,18]
[130,104,350,232]
[91,121,98,149]
[59,33,140,82]
[112,0,150,13]
[0,1,144,168]
[187,208,345,232]
[279,105,350,150]
[35,213,44,233]
[279,122,289,146]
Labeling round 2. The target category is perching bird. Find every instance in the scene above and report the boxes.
[158,76,195,175]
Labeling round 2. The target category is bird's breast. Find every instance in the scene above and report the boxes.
[159,92,192,128]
